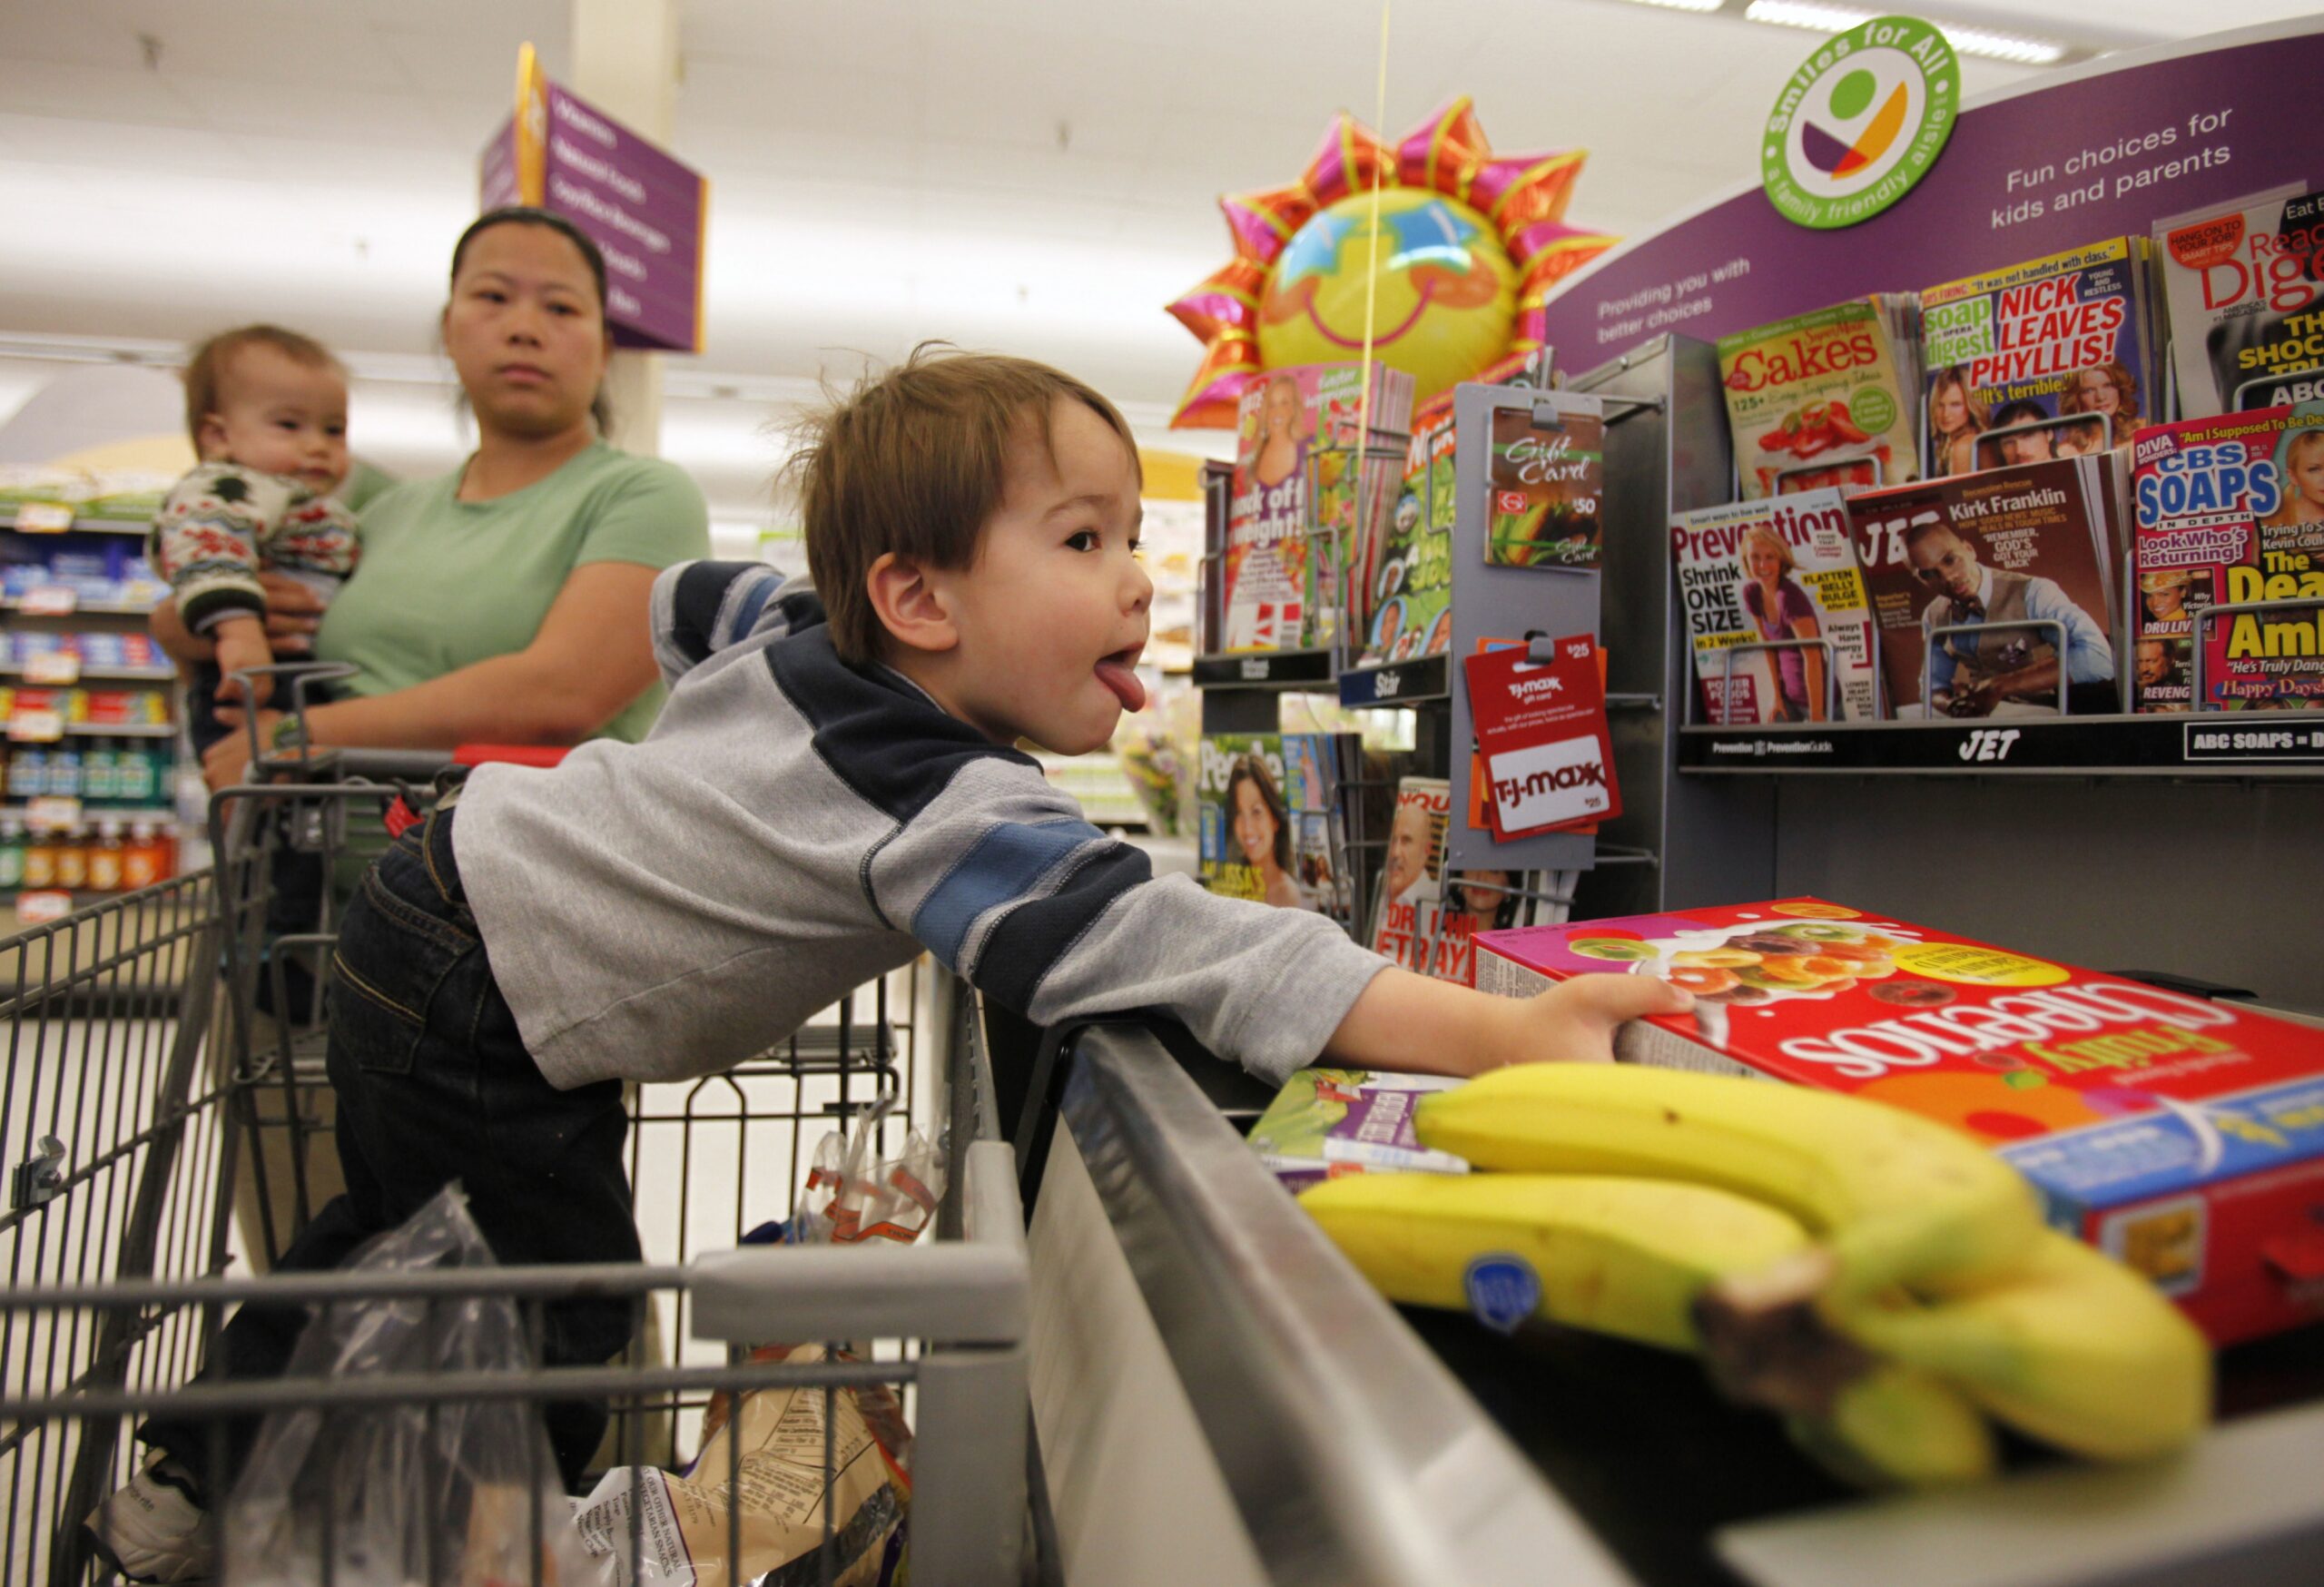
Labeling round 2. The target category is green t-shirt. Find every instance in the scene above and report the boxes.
[317,442,710,744]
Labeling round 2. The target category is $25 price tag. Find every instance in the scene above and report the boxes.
[1462,635,1620,841]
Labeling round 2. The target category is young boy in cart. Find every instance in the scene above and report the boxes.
[99,347,1687,1581]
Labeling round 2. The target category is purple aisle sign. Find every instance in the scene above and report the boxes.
[538,82,709,352]
[476,46,711,355]
[1536,18,2323,367]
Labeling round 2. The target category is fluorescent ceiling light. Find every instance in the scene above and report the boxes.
[1934,24,2069,64]
[1742,0,1874,28]
[1741,0,2066,64]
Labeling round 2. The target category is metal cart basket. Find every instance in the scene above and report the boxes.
[0,753,1029,1585]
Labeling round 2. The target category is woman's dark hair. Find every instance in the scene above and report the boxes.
[1227,754,1293,872]
[448,206,615,434]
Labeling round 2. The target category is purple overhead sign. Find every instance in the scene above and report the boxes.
[1534,19,2323,370]
[478,44,709,354]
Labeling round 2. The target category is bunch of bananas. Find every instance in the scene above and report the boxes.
[1297,1063,2211,1489]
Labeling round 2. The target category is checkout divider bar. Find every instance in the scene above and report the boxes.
[1053,1024,1637,1587]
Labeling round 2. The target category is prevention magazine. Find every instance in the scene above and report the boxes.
[1196,732,1355,914]
[1847,455,2122,717]
[1716,296,1922,500]
[1221,362,1413,652]
[1669,488,1881,724]
[1920,236,2160,476]
[2131,403,2324,712]
[1472,898,2324,1346]
[2153,185,2324,419]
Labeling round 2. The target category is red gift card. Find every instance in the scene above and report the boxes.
[1462,635,1619,840]
[1466,636,1606,833]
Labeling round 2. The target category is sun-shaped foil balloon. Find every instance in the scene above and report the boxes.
[1167,97,1617,429]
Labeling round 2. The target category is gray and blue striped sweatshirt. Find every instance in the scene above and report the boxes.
[451,560,1390,1090]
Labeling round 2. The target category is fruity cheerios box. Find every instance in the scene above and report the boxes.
[1246,1069,1469,1195]
[1473,898,2324,1346]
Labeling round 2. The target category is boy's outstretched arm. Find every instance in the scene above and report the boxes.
[1324,968,1695,1078]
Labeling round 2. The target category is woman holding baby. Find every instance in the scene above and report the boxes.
[154,207,711,787]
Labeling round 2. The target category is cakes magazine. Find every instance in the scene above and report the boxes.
[1849,456,2122,717]
[1670,488,1882,724]
[1472,898,2324,1345]
[1716,297,1922,500]
[1920,236,2160,477]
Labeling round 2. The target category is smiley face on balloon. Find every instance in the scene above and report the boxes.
[1167,98,1618,428]
[1259,190,1516,386]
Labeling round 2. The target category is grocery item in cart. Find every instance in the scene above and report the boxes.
[1299,1167,2004,1488]
[576,1343,907,1587]
[1246,1067,1468,1192]
[1395,1064,2207,1472]
[1472,897,2324,1346]
[223,1186,591,1587]
[790,1113,946,1247]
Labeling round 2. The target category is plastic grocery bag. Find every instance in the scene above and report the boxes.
[223,1185,593,1587]
[788,1114,944,1248]
[574,1344,908,1587]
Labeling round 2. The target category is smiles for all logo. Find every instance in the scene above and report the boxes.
[1764,15,1960,230]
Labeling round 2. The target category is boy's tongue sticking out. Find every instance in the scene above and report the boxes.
[1096,650,1147,713]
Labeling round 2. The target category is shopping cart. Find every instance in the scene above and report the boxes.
[0,747,1030,1585]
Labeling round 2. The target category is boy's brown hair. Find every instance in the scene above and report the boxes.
[182,325,344,448]
[783,344,1140,665]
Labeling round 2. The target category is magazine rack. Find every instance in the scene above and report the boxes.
[1589,331,2324,1011]
[1190,429,1406,694]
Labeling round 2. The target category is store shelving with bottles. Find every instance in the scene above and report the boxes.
[0,507,188,914]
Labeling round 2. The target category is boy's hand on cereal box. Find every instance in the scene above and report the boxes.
[1325,967,1691,1079]
[1483,972,1694,1070]
[212,616,275,708]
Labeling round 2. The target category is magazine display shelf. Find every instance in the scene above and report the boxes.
[1322,385,1671,876]
[1581,332,2321,1010]
[1678,713,2324,777]
[1198,446,1413,943]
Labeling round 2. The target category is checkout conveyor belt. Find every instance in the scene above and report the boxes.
[1023,1023,2324,1587]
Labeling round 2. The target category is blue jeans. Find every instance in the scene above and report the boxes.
[143,804,639,1495]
